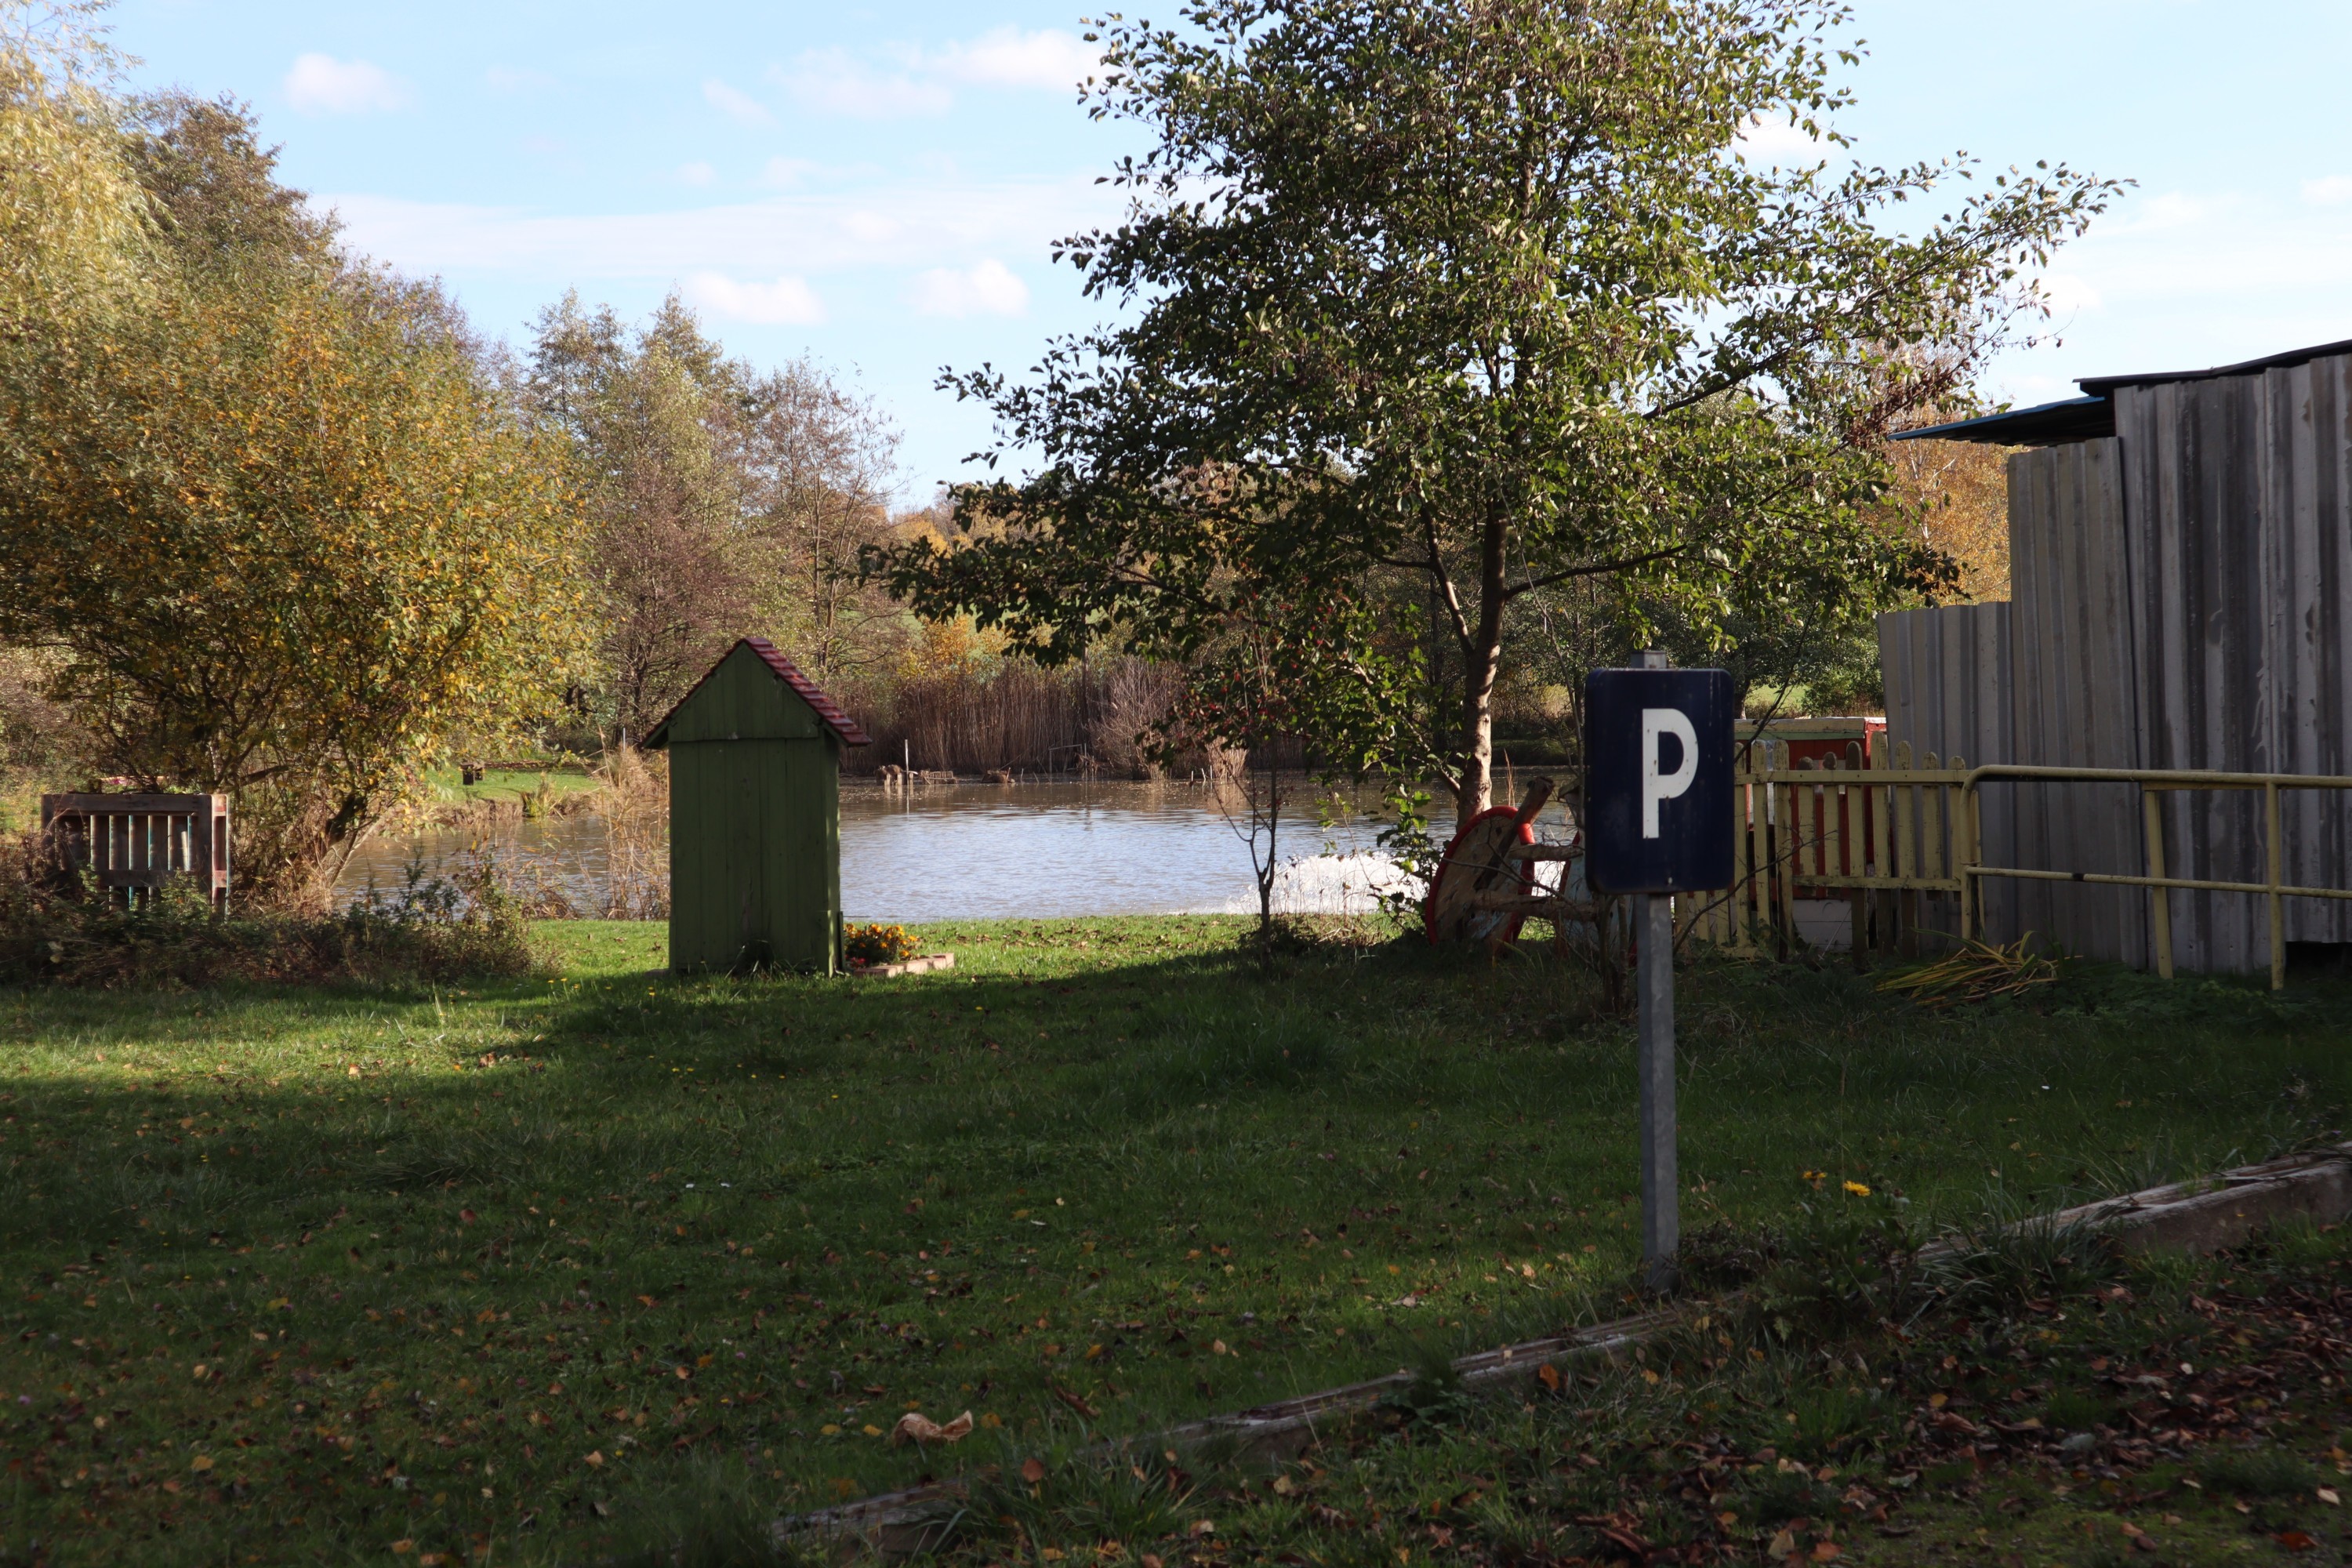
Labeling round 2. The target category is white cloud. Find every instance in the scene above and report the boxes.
[285,53,410,115]
[2035,273,2103,314]
[909,258,1029,318]
[684,272,825,325]
[933,27,1099,91]
[775,49,952,120]
[2302,175,2352,206]
[678,162,717,187]
[316,176,1116,282]
[1732,112,1827,164]
[762,156,820,188]
[702,78,775,129]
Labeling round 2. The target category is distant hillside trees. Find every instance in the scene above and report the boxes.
[524,294,908,741]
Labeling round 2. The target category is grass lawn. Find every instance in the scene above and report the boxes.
[969,1213,2352,1568]
[419,765,601,809]
[2,916,2349,1565]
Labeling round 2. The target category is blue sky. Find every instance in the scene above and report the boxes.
[108,0,2352,499]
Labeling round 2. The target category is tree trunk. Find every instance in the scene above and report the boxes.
[1457,514,1511,828]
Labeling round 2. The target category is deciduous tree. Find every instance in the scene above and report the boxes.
[0,88,584,898]
[881,0,2115,824]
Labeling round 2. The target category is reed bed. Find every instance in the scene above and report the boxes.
[841,656,1182,778]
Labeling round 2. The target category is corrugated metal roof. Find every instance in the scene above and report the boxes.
[2078,335,2352,395]
[1890,395,2114,446]
[1891,335,2352,448]
[643,637,873,748]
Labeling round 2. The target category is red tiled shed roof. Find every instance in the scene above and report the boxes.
[643,637,873,747]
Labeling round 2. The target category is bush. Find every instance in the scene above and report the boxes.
[0,829,533,987]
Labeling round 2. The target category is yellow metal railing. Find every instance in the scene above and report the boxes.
[1958,765,2352,990]
[1679,747,2352,989]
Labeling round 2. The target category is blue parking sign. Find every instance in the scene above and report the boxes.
[1584,667,1735,893]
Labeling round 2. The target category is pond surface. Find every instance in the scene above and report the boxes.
[334,781,1419,922]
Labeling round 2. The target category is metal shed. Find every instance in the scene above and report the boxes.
[1884,336,2352,971]
[644,637,872,974]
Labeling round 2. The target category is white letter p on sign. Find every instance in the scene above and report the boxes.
[1640,708,1697,838]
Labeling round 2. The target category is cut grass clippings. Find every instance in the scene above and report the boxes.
[1,915,2349,1563]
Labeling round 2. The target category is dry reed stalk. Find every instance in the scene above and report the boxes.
[842,656,1180,779]
[591,747,670,919]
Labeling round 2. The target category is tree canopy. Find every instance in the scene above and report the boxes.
[0,42,584,898]
[880,0,2117,821]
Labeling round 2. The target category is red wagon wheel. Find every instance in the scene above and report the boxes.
[1424,806,1541,945]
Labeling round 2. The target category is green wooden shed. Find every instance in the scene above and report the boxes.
[644,637,872,974]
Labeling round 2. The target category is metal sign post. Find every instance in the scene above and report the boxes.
[1584,651,1735,1293]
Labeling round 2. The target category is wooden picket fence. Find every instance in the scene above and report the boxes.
[1677,740,1973,961]
[39,793,230,913]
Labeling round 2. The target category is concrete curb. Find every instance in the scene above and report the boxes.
[785,1143,2352,1559]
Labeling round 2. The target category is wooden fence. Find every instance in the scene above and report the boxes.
[1678,740,1973,963]
[39,793,230,913]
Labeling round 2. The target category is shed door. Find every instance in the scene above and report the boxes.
[670,737,839,971]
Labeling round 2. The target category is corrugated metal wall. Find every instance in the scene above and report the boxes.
[2116,351,2352,967]
[2005,437,2150,965]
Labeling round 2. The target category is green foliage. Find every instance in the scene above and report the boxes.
[0,829,532,985]
[1377,1337,1480,1428]
[1747,1189,1929,1343]
[882,0,2117,818]
[0,2,152,329]
[525,292,904,742]
[0,87,586,898]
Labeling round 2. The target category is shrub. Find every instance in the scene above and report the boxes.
[0,829,532,987]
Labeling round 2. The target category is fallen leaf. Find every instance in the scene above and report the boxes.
[891,1410,975,1446]
[391,1544,415,1558]
[1051,1383,1101,1419]
[1537,1363,1562,1392]
[1811,1544,1841,1563]
[584,1451,604,1468]
[1022,1457,1047,1484]
[1272,1474,1294,1496]
[459,1209,476,1224]
[1767,1531,1795,1559]
[2280,1531,2319,1552]
[190,1454,214,1472]
[2320,1488,2341,1506]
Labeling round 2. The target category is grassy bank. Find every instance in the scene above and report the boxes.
[2,918,2349,1564]
[952,1213,2352,1567]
